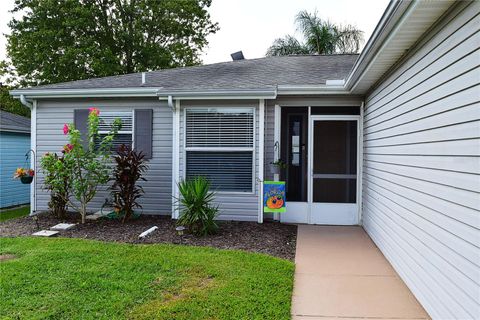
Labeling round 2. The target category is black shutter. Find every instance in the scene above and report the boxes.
[74,109,89,149]
[134,109,153,159]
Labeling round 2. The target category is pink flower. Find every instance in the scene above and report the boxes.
[88,107,100,116]
[63,124,69,135]
[63,144,74,153]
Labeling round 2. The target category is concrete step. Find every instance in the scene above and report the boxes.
[50,223,76,231]
[32,230,60,237]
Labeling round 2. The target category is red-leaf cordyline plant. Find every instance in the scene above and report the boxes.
[110,144,148,223]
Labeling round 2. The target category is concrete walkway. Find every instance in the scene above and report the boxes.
[292,225,429,320]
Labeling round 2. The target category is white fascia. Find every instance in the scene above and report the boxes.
[277,84,349,95]
[344,0,404,90]
[10,87,160,99]
[157,88,277,100]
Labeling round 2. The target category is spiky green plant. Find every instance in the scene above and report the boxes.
[176,176,219,236]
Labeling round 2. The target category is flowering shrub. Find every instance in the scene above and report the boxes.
[13,168,35,179]
[40,107,121,223]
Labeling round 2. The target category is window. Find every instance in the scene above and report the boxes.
[185,107,255,192]
[97,111,133,150]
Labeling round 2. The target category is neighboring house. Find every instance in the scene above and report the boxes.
[0,111,31,208]
[9,0,479,318]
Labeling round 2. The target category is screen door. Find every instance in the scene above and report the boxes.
[309,116,359,225]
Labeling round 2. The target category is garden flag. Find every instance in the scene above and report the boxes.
[263,181,286,213]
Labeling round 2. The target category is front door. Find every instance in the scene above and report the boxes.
[309,116,359,225]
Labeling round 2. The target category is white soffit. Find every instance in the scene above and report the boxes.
[348,0,456,94]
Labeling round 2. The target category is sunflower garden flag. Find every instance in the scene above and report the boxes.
[263,181,286,213]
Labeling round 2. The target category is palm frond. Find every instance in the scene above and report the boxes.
[266,35,309,56]
[266,10,365,56]
[335,24,364,53]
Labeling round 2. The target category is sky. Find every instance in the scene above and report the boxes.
[0,0,390,65]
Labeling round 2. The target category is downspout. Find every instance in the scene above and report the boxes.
[165,95,177,219]
[358,101,365,225]
[20,94,32,109]
[19,95,36,215]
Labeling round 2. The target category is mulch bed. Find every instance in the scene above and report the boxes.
[0,212,297,261]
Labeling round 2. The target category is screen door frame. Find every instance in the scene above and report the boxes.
[308,115,361,225]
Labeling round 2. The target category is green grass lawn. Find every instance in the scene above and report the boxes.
[0,205,30,222]
[0,237,294,319]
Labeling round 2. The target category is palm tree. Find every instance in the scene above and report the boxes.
[266,10,364,56]
[266,35,310,56]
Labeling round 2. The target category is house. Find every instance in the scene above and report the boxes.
[9,0,479,318]
[0,111,31,208]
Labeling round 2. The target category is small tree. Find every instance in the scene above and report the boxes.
[61,108,120,223]
[110,144,148,223]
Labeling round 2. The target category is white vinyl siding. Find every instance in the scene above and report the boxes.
[185,108,255,193]
[362,2,480,319]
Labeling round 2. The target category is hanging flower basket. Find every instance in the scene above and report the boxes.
[270,164,281,175]
[270,159,287,175]
[20,176,34,184]
[13,168,35,184]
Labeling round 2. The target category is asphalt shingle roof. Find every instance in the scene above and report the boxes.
[22,54,358,91]
[0,111,30,133]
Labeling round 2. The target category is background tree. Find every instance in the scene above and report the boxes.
[0,85,30,117]
[266,10,364,56]
[6,0,219,86]
[0,61,29,117]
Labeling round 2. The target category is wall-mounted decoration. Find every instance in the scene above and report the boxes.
[263,181,286,213]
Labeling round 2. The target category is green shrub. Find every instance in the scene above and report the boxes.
[40,153,70,219]
[176,176,219,236]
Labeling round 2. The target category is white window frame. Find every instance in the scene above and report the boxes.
[97,110,135,149]
[183,106,256,194]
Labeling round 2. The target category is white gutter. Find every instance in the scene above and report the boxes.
[277,84,349,95]
[344,0,411,90]
[157,88,277,100]
[11,87,161,99]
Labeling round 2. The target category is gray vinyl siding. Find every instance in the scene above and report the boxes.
[35,98,172,215]
[362,2,480,319]
[179,100,259,221]
[264,103,275,181]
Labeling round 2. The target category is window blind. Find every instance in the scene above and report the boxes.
[98,111,133,132]
[186,108,254,148]
[185,107,255,192]
[186,151,253,192]
[96,111,133,151]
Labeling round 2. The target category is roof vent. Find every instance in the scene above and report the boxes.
[231,51,245,61]
[141,72,146,85]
